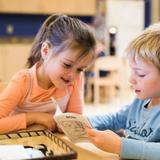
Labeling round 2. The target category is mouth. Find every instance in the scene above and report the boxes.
[61,77,72,85]
[135,89,141,93]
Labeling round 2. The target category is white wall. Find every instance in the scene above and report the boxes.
[106,0,144,56]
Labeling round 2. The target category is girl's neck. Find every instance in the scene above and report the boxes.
[37,64,54,89]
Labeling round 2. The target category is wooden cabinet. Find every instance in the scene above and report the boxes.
[0,43,31,82]
[0,0,96,37]
[0,0,96,16]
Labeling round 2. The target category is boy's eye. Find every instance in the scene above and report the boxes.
[135,71,146,78]
[137,74,146,77]
[63,63,72,68]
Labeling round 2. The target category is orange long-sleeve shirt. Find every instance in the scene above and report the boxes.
[0,64,84,133]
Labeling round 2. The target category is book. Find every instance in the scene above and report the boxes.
[54,112,92,143]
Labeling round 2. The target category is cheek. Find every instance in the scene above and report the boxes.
[142,78,158,90]
[48,63,66,80]
[48,67,59,77]
[45,62,58,77]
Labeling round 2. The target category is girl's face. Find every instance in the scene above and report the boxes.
[40,43,93,89]
[128,56,160,100]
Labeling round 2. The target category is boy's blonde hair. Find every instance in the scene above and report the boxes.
[127,23,160,70]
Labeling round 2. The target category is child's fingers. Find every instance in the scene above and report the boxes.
[88,136,97,144]
[85,128,103,146]
[85,127,97,137]
[57,125,63,133]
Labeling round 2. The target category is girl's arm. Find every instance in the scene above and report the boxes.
[66,73,84,114]
[0,70,58,133]
[0,114,26,134]
[26,112,56,131]
[0,72,28,133]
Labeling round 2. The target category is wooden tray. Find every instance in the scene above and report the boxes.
[0,130,77,160]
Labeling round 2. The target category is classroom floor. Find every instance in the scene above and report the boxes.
[84,87,134,116]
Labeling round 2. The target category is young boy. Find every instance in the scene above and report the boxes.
[86,23,160,160]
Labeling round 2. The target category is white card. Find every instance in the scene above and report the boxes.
[0,145,30,160]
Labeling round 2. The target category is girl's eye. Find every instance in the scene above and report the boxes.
[77,68,85,73]
[63,63,72,68]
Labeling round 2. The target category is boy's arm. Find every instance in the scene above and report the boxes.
[85,128,121,154]
[87,104,130,131]
[87,98,142,131]
[86,128,160,160]
[121,138,160,160]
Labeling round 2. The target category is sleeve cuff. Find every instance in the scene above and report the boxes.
[120,137,145,159]
[120,137,160,160]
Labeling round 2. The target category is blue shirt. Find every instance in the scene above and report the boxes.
[88,98,160,160]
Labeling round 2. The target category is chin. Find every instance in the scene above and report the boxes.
[52,82,62,89]
[57,84,65,89]
[59,83,69,89]
[137,95,149,100]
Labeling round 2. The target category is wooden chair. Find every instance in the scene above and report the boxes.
[88,56,122,105]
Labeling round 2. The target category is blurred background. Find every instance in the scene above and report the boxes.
[0,0,158,115]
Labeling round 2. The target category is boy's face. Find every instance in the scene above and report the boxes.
[129,56,160,100]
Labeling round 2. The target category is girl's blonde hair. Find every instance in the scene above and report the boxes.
[126,23,160,70]
[26,13,96,68]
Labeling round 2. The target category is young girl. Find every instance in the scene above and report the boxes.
[86,23,160,160]
[0,14,96,133]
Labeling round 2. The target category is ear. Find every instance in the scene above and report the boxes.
[41,41,51,60]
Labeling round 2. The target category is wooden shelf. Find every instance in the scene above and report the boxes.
[0,0,96,16]
[0,43,31,81]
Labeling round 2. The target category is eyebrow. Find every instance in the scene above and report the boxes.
[64,59,74,63]
[133,68,142,70]
[64,59,88,69]
[130,64,142,70]
[78,66,88,69]
[132,68,147,74]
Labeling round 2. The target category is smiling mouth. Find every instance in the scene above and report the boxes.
[61,77,71,84]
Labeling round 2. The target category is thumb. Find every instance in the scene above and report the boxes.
[85,127,98,137]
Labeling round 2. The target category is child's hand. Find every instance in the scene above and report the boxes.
[57,125,64,133]
[26,112,56,131]
[85,127,121,155]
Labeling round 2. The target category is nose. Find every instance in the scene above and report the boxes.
[66,69,76,80]
[128,74,137,85]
